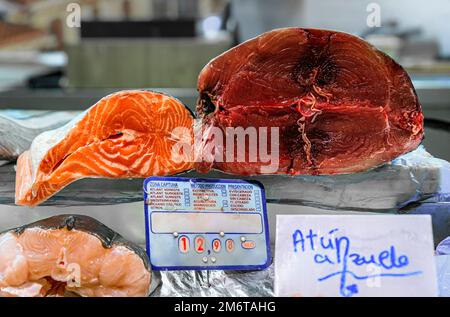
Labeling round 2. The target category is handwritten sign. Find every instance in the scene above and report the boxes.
[274,215,438,297]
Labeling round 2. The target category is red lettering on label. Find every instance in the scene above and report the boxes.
[212,239,221,252]
[179,236,189,253]
[226,239,234,252]
[195,236,205,253]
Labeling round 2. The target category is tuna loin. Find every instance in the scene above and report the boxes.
[196,28,424,175]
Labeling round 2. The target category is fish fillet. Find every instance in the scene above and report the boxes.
[0,215,151,297]
[15,90,194,206]
[196,28,424,175]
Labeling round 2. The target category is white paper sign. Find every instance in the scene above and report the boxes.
[274,215,438,297]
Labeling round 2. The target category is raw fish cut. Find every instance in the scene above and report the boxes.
[0,215,151,297]
[15,90,194,206]
[0,110,76,161]
[196,28,424,175]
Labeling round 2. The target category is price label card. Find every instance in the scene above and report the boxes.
[275,215,438,297]
[144,177,271,270]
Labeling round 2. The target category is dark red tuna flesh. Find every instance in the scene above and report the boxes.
[196,28,424,175]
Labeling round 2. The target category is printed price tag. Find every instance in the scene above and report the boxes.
[274,215,438,297]
[212,239,221,253]
[144,177,271,270]
[178,236,189,253]
[195,236,205,253]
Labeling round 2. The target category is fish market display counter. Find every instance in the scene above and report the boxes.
[0,146,449,296]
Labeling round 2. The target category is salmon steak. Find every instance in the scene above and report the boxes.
[196,28,424,175]
[15,90,194,206]
[0,215,151,297]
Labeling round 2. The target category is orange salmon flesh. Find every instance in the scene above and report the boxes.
[0,215,151,297]
[15,90,194,207]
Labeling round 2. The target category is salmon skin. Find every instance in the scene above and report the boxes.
[196,28,424,175]
[15,90,194,206]
[0,215,151,297]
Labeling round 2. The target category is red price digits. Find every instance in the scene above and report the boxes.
[195,236,205,253]
[178,236,189,253]
[226,239,234,252]
[212,239,221,252]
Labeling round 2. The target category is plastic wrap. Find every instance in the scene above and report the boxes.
[0,110,77,161]
[1,146,448,211]
[436,237,450,255]
[436,255,450,297]
[151,267,274,297]
[1,146,450,246]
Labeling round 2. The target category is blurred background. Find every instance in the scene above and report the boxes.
[0,0,449,159]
